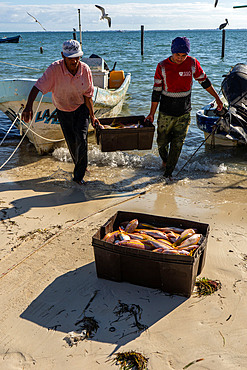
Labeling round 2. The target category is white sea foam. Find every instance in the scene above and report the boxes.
[52,147,73,163]
[52,146,161,169]
[177,159,227,174]
[52,146,228,176]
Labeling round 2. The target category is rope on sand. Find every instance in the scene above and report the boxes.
[1,125,219,276]
[0,190,147,280]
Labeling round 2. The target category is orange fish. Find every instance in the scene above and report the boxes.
[117,239,146,250]
[177,234,201,249]
[125,219,139,233]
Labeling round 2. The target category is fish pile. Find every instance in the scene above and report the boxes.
[98,121,143,130]
[102,219,203,256]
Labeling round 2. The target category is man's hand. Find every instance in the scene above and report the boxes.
[91,116,100,128]
[215,97,224,111]
[21,107,33,123]
[145,113,154,123]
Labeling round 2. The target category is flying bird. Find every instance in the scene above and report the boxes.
[214,0,218,7]
[219,19,229,30]
[95,5,111,28]
[27,12,47,31]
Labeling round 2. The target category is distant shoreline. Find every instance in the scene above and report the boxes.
[1,28,247,33]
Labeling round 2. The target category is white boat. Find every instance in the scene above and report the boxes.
[0,57,131,154]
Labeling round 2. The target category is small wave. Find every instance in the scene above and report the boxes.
[176,159,227,174]
[52,145,161,170]
[52,147,73,163]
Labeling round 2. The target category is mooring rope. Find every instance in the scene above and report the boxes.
[18,117,65,142]
[0,189,147,279]
[0,112,21,146]
[0,60,41,71]
[0,95,44,170]
[175,122,220,177]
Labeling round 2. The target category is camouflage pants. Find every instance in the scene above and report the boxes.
[157,112,191,176]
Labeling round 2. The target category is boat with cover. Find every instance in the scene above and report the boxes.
[0,35,21,43]
[0,56,131,154]
[196,63,247,147]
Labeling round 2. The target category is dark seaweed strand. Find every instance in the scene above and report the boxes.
[75,316,99,338]
[195,278,221,297]
[112,351,148,370]
[113,301,147,331]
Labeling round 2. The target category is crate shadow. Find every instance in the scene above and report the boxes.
[20,262,187,350]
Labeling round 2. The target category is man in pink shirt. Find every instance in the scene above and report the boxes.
[22,39,99,185]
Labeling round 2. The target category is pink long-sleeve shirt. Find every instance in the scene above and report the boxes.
[35,59,94,112]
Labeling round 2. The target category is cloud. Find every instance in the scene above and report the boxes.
[0,2,246,31]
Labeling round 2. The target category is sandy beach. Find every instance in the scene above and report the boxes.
[0,158,246,370]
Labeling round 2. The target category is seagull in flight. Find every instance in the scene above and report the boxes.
[95,5,111,27]
[27,12,47,31]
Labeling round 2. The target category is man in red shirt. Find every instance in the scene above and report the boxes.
[146,36,223,180]
[22,39,99,185]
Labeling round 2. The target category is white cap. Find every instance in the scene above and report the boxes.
[62,39,83,58]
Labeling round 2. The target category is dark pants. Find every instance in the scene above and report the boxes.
[57,104,89,182]
[157,112,191,176]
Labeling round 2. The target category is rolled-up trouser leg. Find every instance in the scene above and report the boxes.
[57,104,89,181]
[164,113,191,176]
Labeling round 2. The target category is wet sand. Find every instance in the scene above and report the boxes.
[0,160,247,369]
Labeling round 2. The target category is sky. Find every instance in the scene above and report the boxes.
[1,1,247,32]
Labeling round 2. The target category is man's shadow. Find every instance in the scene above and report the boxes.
[20,262,187,353]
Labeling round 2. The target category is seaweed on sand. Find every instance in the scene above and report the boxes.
[111,351,148,370]
[75,316,99,338]
[113,301,148,331]
[195,277,221,297]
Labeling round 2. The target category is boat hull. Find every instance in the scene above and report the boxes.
[196,105,244,147]
[0,35,21,43]
[0,74,131,154]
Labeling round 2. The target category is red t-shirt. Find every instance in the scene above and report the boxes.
[152,56,208,116]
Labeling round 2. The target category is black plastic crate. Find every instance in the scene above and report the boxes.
[96,115,155,152]
[92,211,210,297]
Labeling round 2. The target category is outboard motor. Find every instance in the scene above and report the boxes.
[219,63,247,143]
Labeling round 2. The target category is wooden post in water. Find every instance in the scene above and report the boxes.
[78,9,82,49]
[73,28,77,40]
[141,25,144,55]
[221,29,226,59]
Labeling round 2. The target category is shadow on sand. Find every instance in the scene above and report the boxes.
[20,262,187,354]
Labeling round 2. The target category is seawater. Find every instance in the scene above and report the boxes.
[0,30,247,184]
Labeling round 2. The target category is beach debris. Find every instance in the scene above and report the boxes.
[111,351,148,370]
[183,358,204,369]
[75,316,99,338]
[195,277,221,297]
[219,330,226,346]
[65,317,99,346]
[64,290,100,346]
[65,329,87,347]
[226,314,232,321]
[112,300,147,331]
[103,219,202,257]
